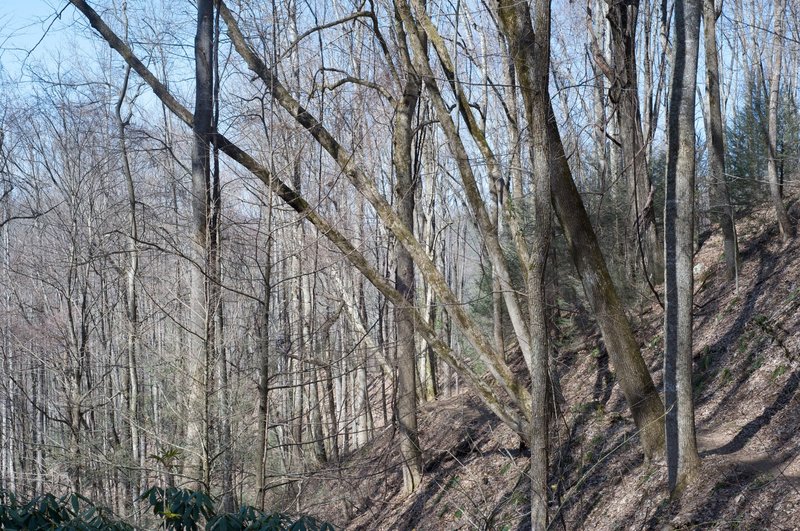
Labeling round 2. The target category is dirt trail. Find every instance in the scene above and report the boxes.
[698,421,800,485]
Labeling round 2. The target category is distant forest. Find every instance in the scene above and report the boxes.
[0,0,796,528]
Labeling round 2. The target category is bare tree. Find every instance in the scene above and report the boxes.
[766,0,793,240]
[52,3,680,519]
[185,0,215,489]
[495,0,553,526]
[391,16,424,493]
[115,60,143,515]
[255,191,274,509]
[664,0,702,493]
[590,0,664,284]
[703,0,739,280]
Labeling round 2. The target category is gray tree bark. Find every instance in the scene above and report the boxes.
[392,24,424,491]
[495,0,553,527]
[548,103,666,459]
[255,193,273,509]
[114,60,142,516]
[664,0,702,493]
[185,0,214,490]
[702,0,739,280]
[766,0,792,240]
[590,0,663,284]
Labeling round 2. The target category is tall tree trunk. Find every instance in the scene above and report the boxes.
[702,0,739,280]
[353,212,371,451]
[186,0,214,490]
[392,44,424,494]
[289,262,304,481]
[216,292,234,511]
[590,0,609,194]
[35,360,45,496]
[0,152,16,495]
[591,0,663,284]
[496,0,554,527]
[208,7,234,510]
[664,0,702,493]
[309,364,328,463]
[420,146,439,402]
[255,195,273,509]
[766,0,792,240]
[115,60,142,514]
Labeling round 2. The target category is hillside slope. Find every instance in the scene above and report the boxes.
[300,203,800,530]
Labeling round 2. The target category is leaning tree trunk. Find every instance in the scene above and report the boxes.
[547,107,665,458]
[664,0,702,493]
[702,0,739,280]
[405,0,664,460]
[70,0,555,462]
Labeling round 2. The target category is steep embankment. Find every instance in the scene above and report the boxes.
[301,202,800,530]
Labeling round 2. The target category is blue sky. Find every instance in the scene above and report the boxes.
[0,0,84,79]
[2,0,64,47]
[0,0,754,145]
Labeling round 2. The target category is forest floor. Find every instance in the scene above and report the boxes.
[297,201,800,530]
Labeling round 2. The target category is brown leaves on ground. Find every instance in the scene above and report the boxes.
[297,200,800,530]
